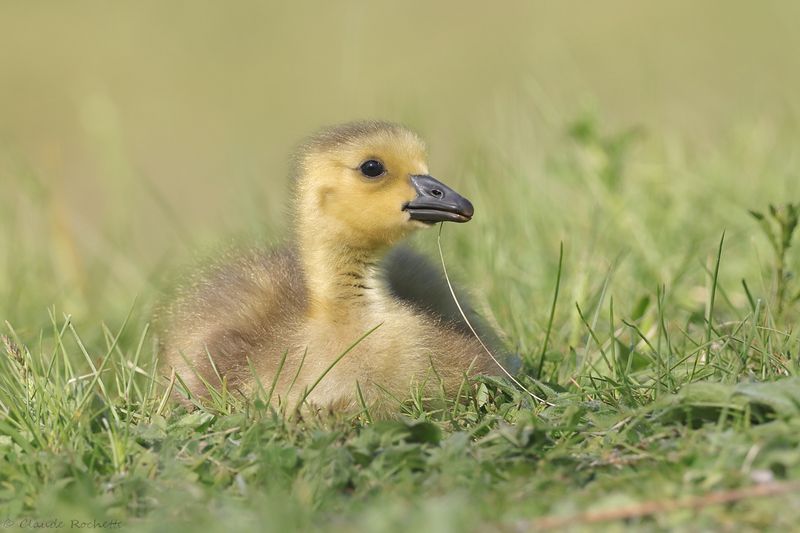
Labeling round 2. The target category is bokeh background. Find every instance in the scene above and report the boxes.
[2,1,800,343]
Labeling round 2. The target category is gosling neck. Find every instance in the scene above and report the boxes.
[299,232,389,318]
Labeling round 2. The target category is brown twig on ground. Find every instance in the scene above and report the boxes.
[528,481,800,530]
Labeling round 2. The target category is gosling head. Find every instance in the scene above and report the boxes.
[293,121,474,251]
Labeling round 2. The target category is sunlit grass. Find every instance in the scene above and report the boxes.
[3,106,800,530]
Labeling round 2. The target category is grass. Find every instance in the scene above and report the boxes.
[3,106,800,532]
[3,6,800,527]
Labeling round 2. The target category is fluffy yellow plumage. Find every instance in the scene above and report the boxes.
[159,121,506,416]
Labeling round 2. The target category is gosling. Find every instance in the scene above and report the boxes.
[160,121,506,415]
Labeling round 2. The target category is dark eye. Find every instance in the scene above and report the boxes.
[359,159,385,178]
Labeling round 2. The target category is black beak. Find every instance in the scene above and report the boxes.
[403,175,474,224]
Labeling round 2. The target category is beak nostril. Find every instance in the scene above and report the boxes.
[406,174,472,223]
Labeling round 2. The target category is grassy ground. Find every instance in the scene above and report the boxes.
[3,114,800,532]
[3,3,800,532]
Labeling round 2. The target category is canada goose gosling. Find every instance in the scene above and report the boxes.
[161,121,499,415]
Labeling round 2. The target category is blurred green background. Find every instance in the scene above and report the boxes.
[2,1,800,330]
[3,4,800,529]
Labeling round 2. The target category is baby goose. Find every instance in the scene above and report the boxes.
[160,121,505,415]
